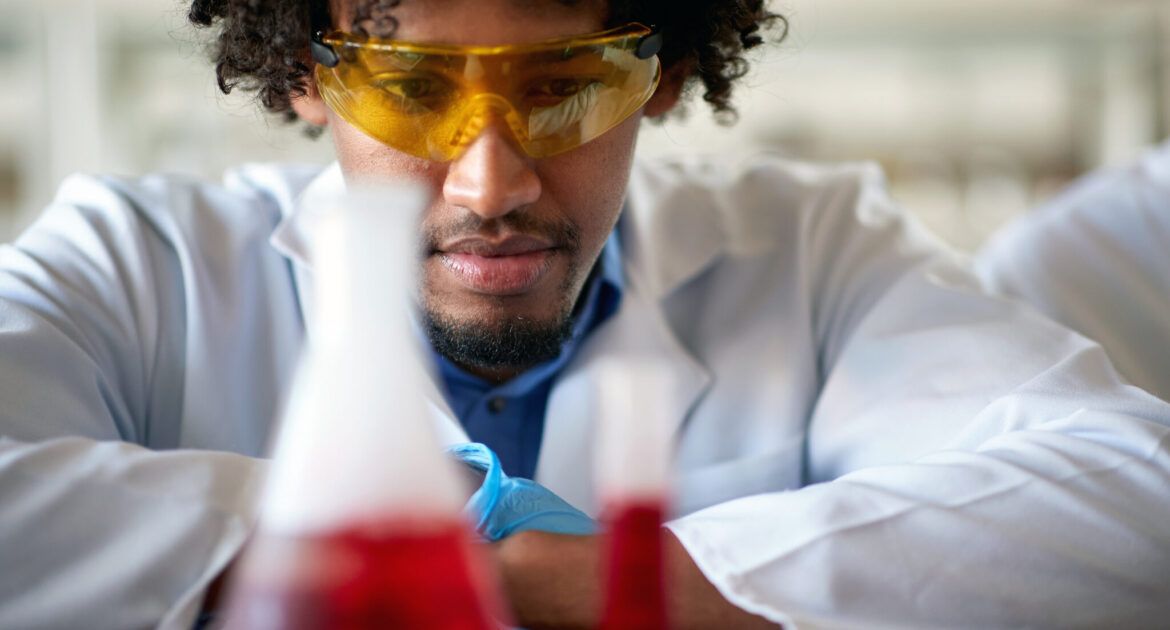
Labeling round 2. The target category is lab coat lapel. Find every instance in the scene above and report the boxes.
[535,265,715,517]
[535,161,726,515]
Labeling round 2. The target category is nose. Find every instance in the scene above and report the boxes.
[442,121,541,221]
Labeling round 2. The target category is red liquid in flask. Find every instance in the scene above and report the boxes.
[227,519,501,630]
[600,500,669,630]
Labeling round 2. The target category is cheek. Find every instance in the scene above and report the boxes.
[538,114,642,241]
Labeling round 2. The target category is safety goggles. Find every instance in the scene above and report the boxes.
[311,24,663,161]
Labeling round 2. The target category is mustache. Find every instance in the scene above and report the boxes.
[421,212,581,254]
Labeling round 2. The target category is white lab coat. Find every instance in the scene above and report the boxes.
[0,156,1167,629]
[976,142,1170,403]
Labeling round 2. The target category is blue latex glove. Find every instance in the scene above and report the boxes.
[448,443,597,542]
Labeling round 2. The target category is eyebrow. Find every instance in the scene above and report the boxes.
[348,0,401,37]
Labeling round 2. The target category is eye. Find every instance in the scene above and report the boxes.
[526,77,601,103]
[371,73,455,110]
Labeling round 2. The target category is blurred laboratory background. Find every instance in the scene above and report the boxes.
[1,0,1168,250]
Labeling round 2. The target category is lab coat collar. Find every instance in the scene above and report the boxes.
[268,162,344,269]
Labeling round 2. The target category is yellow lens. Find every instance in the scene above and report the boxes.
[314,24,661,161]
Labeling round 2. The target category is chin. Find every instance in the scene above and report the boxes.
[422,301,575,373]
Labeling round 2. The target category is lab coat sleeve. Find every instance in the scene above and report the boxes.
[0,437,263,630]
[666,166,1170,628]
[0,175,265,629]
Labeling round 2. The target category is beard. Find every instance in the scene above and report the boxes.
[420,210,584,374]
[422,306,576,372]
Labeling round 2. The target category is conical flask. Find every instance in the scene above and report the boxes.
[596,365,673,630]
[224,184,504,629]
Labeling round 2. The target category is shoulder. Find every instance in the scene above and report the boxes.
[45,163,325,248]
[14,163,327,319]
[623,154,948,324]
[626,153,932,270]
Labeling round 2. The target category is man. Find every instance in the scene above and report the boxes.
[0,0,1167,628]
[976,141,1170,402]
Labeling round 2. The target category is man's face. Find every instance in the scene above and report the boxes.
[326,0,643,381]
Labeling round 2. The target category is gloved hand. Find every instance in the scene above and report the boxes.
[448,443,597,542]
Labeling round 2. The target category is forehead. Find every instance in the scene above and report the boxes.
[338,0,608,45]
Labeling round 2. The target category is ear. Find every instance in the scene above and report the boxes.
[291,73,330,127]
[644,60,691,117]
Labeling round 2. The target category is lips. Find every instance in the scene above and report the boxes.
[435,235,557,295]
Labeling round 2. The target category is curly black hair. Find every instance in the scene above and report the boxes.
[189,0,786,126]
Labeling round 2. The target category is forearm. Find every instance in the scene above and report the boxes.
[494,529,779,629]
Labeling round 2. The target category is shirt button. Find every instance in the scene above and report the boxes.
[488,397,507,414]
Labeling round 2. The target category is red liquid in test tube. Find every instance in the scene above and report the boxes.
[595,364,675,629]
[600,499,669,630]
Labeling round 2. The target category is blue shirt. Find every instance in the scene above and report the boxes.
[432,230,624,479]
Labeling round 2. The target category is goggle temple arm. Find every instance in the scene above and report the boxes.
[636,27,664,60]
[309,0,340,68]
[312,33,341,68]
